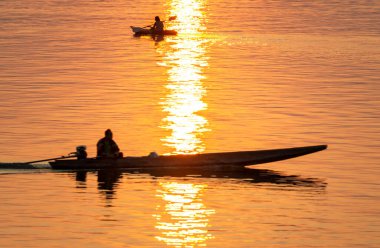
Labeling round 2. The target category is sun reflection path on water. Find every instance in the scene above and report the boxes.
[156,0,210,155]
[154,182,215,247]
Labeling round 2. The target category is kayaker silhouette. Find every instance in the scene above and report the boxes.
[152,16,164,33]
[97,129,123,158]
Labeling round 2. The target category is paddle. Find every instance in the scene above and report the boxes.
[167,16,177,21]
[25,154,77,164]
[141,16,177,28]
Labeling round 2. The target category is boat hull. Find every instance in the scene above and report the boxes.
[49,145,327,170]
[131,26,177,36]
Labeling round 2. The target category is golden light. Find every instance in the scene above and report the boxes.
[157,0,210,155]
[154,182,215,247]
[166,0,206,34]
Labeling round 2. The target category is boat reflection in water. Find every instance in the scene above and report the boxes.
[154,182,215,247]
[70,167,324,245]
[71,168,325,193]
[73,170,123,201]
[138,167,326,188]
[156,0,210,155]
[150,168,324,247]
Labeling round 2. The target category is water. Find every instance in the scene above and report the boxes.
[1,0,380,247]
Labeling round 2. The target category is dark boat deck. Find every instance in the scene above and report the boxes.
[49,145,327,170]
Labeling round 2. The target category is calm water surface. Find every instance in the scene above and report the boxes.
[1,0,380,247]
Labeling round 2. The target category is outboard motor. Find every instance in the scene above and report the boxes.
[76,145,87,160]
[148,151,159,158]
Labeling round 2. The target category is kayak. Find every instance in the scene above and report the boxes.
[131,26,178,36]
[49,145,327,170]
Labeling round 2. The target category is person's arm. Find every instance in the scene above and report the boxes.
[111,140,120,153]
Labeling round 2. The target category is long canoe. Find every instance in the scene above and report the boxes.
[49,145,327,170]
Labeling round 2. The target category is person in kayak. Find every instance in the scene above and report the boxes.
[97,129,123,158]
[151,16,164,33]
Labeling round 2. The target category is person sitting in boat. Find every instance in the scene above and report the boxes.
[97,129,123,158]
[151,16,164,33]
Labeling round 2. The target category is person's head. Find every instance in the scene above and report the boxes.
[105,129,113,139]
[155,16,160,22]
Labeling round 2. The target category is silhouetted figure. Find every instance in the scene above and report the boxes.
[97,170,123,202]
[97,129,123,158]
[152,16,164,33]
[75,171,87,183]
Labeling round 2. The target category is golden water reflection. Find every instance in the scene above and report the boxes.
[154,182,215,247]
[157,0,210,154]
